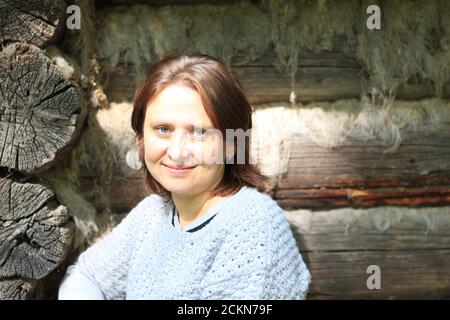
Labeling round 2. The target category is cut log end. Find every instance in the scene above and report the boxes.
[0,176,73,281]
[0,278,34,300]
[0,42,86,174]
[0,0,67,48]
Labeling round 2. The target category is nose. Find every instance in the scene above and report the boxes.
[167,129,191,164]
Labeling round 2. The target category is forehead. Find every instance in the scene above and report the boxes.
[145,85,213,126]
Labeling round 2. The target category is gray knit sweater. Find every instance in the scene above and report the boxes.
[58,186,311,300]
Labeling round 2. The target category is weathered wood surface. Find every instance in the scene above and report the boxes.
[273,132,450,209]
[306,249,450,299]
[100,49,450,104]
[80,159,147,213]
[96,0,241,6]
[0,278,34,300]
[276,186,450,209]
[0,175,73,299]
[0,0,67,48]
[286,208,450,299]
[0,42,87,174]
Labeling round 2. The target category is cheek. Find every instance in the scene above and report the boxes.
[200,161,225,182]
[193,146,224,176]
[143,134,166,162]
[194,137,224,164]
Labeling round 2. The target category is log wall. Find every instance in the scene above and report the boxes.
[2,0,450,299]
[73,0,450,299]
[103,50,450,104]
[0,0,88,299]
[287,208,450,299]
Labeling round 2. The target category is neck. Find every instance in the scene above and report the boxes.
[171,191,213,226]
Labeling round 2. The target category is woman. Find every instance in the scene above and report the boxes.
[58,54,311,300]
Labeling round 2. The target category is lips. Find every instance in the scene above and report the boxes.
[163,164,196,174]
[163,164,196,170]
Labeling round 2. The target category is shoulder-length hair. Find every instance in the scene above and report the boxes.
[131,53,268,200]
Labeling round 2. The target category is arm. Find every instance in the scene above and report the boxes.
[58,265,105,300]
[198,223,268,300]
[263,202,311,300]
[58,197,149,300]
[199,195,311,300]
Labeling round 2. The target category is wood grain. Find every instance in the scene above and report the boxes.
[0,42,87,174]
[100,48,450,104]
[0,278,34,300]
[286,208,450,299]
[0,0,66,47]
[0,175,73,296]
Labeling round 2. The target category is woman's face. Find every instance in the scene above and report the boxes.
[143,84,227,197]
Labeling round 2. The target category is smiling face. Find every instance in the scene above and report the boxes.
[142,84,229,197]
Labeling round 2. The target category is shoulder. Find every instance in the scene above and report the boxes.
[243,188,295,245]
[139,193,168,211]
[240,187,285,222]
[123,193,169,224]
[228,187,288,236]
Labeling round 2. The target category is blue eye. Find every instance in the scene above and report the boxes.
[193,128,206,137]
[156,126,169,135]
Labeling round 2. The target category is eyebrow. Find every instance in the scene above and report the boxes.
[148,120,213,129]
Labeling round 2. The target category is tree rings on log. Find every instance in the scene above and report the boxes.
[0,0,67,48]
[0,176,73,281]
[0,42,87,174]
[0,278,34,300]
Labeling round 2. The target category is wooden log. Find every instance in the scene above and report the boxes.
[236,67,450,104]
[246,101,450,209]
[79,158,147,213]
[103,173,147,213]
[272,130,450,209]
[305,250,450,299]
[284,132,450,185]
[0,175,73,283]
[96,0,241,6]
[0,0,67,48]
[94,1,450,103]
[0,278,34,300]
[285,208,450,299]
[276,186,450,209]
[0,42,87,174]
[100,56,450,105]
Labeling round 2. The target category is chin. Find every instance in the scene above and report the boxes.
[160,182,196,195]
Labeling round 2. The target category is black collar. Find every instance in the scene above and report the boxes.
[172,206,217,232]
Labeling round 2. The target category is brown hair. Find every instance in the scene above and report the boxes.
[131,53,268,200]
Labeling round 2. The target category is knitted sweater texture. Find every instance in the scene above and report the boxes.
[58,186,311,300]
